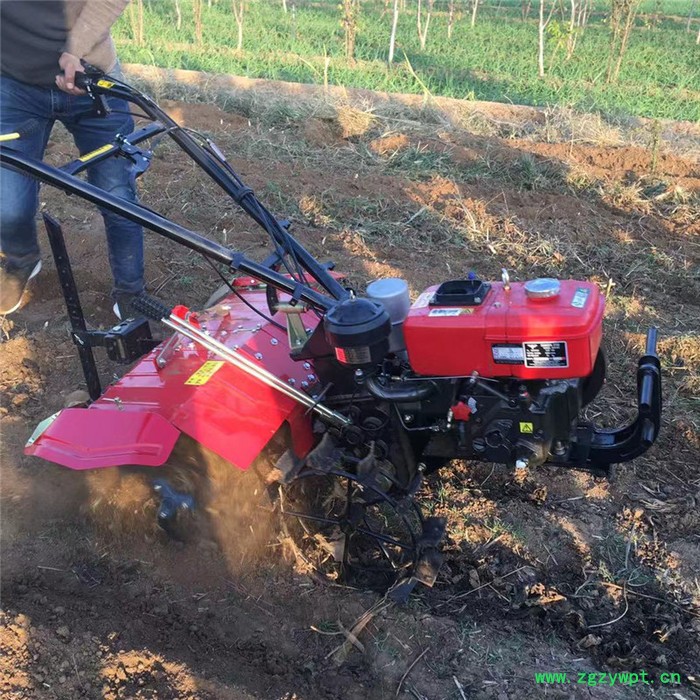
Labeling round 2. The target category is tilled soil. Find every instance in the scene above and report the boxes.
[1,78,699,699]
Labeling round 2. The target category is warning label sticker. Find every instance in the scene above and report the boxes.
[571,287,590,309]
[492,344,525,364]
[523,341,568,368]
[335,346,372,365]
[428,307,474,317]
[185,360,225,385]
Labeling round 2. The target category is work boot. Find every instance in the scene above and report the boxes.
[0,259,42,315]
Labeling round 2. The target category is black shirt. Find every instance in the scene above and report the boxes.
[1,0,68,86]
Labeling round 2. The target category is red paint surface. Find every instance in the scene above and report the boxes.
[26,409,180,469]
[27,286,318,471]
[404,280,604,379]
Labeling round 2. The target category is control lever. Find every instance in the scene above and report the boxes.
[74,65,110,117]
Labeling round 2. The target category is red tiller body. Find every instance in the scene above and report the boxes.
[26,284,318,471]
[403,280,604,379]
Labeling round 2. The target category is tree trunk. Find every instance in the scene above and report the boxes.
[389,0,400,62]
[471,0,480,27]
[417,0,434,49]
[566,0,576,58]
[556,0,565,21]
[232,1,244,52]
[193,0,203,45]
[581,0,591,26]
[606,0,641,84]
[538,0,546,77]
[448,0,455,39]
[137,0,144,45]
[175,0,182,30]
[342,0,360,62]
[686,0,697,31]
[612,6,635,80]
[282,0,288,12]
[129,0,145,46]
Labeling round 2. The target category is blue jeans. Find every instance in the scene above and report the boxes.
[0,74,144,297]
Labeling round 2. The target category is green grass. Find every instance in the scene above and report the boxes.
[114,0,699,121]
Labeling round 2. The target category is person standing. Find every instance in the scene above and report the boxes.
[0,0,144,317]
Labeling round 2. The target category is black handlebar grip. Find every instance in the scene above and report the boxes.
[14,119,45,139]
[129,293,173,322]
[74,72,92,90]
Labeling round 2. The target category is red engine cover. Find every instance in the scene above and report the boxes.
[403,280,604,379]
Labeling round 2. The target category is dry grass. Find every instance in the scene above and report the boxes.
[123,65,700,161]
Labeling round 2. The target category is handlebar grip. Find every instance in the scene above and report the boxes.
[130,293,173,322]
[74,72,91,90]
[1,119,45,141]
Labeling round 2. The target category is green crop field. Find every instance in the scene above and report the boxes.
[113,0,699,121]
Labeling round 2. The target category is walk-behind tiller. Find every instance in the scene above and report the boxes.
[1,68,662,599]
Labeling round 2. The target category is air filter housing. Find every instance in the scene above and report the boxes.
[324,297,391,367]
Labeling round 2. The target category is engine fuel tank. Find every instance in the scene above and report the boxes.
[403,278,604,379]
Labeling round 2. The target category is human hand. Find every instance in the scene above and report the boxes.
[56,53,86,95]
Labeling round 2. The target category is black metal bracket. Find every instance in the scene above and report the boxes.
[42,214,158,402]
[72,317,158,364]
[60,123,166,177]
[43,213,102,400]
[116,139,153,179]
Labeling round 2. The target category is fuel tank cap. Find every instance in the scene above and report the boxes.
[524,278,561,299]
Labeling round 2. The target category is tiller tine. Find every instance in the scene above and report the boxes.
[153,478,196,540]
[388,516,447,604]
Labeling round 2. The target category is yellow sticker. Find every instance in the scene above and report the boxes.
[428,307,475,317]
[519,422,534,434]
[96,79,115,88]
[0,132,20,142]
[78,143,113,162]
[185,361,224,386]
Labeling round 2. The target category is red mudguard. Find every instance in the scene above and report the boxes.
[25,409,180,469]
